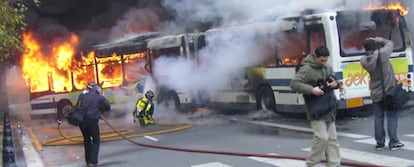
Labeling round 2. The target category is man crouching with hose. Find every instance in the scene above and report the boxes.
[133,90,155,126]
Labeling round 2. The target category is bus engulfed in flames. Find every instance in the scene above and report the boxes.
[21,32,124,93]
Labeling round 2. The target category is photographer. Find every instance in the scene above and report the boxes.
[360,37,404,151]
[290,46,341,167]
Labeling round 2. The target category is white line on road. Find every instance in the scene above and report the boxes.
[404,134,414,138]
[247,153,311,167]
[354,138,414,151]
[302,147,414,167]
[248,121,370,139]
[191,162,232,167]
[144,135,159,141]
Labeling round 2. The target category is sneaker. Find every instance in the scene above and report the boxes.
[390,143,404,151]
[375,145,385,151]
[88,163,100,167]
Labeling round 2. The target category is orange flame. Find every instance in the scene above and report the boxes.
[364,2,409,16]
[21,32,126,93]
[21,32,78,92]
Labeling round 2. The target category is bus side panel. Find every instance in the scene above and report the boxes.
[337,56,412,110]
[265,67,308,113]
[30,93,71,116]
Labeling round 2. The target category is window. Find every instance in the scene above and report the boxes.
[124,52,148,84]
[337,10,405,56]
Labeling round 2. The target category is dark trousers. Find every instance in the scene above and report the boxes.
[79,118,100,164]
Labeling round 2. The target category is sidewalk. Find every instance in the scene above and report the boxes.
[1,123,3,166]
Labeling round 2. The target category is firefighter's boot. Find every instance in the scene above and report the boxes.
[147,115,155,125]
[138,116,146,126]
[132,112,137,123]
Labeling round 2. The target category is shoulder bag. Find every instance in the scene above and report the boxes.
[65,96,85,126]
[303,69,338,119]
[377,49,409,111]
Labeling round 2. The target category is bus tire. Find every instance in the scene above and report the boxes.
[256,86,276,113]
[157,90,180,112]
[57,100,73,120]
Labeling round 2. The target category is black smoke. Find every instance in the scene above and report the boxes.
[24,0,171,52]
[22,0,414,57]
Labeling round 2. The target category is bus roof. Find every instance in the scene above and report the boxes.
[92,32,160,57]
[205,19,298,35]
[147,34,186,50]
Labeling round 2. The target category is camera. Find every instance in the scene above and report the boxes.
[363,38,385,51]
[326,75,335,83]
[315,79,326,90]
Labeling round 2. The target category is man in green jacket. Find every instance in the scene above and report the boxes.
[290,46,341,167]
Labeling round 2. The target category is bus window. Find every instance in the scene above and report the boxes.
[309,25,326,53]
[152,47,182,59]
[73,64,96,90]
[338,10,405,56]
[124,52,148,84]
[96,55,123,88]
[271,30,306,67]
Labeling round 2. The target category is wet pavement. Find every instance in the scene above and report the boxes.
[14,112,193,166]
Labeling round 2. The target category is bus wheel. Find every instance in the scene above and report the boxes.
[157,91,180,112]
[256,86,276,113]
[57,100,72,120]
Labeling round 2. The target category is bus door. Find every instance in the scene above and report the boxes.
[258,16,327,113]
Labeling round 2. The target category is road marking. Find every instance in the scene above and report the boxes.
[28,128,42,151]
[404,134,414,138]
[22,129,45,167]
[247,153,311,167]
[248,121,313,133]
[191,162,232,167]
[338,132,370,139]
[303,147,414,167]
[354,138,414,151]
[144,135,159,141]
[248,121,370,139]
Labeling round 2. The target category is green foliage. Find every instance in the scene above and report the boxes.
[0,0,40,63]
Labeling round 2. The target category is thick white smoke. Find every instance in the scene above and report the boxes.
[152,0,393,99]
[159,0,383,33]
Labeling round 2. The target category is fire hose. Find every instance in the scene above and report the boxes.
[42,120,193,146]
[44,115,386,167]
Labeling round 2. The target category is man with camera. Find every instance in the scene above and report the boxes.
[291,46,341,167]
[360,37,405,151]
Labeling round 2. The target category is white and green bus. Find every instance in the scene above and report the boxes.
[145,9,413,114]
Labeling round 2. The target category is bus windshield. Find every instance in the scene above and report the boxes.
[337,10,405,56]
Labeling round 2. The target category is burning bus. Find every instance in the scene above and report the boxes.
[21,4,414,116]
[143,6,414,113]
[21,32,158,118]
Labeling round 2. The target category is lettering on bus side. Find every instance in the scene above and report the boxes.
[342,59,409,91]
[344,69,369,87]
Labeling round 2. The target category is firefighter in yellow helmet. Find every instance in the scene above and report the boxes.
[133,90,155,126]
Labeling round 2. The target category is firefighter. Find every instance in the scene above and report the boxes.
[133,90,155,126]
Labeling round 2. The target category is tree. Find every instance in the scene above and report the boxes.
[0,0,40,63]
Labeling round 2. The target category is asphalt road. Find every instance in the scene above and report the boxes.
[10,104,414,167]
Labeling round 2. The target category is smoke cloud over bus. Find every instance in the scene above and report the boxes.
[151,0,406,100]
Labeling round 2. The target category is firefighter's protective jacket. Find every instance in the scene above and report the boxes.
[136,97,154,115]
